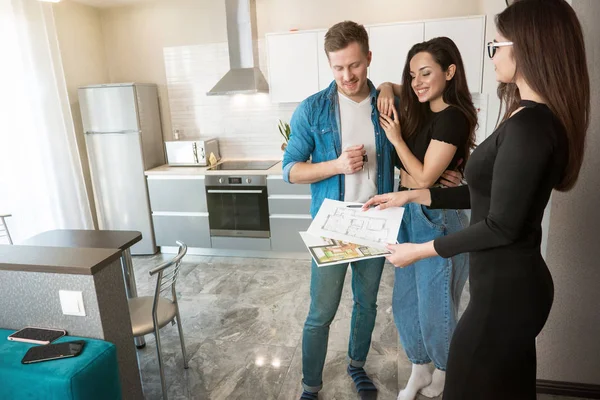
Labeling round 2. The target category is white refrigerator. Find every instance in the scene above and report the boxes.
[79,83,165,255]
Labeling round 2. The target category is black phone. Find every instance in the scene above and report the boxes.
[8,327,67,345]
[21,340,85,364]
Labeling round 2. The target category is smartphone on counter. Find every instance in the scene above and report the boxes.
[21,340,85,364]
[8,327,67,345]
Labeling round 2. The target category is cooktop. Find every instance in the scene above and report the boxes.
[207,160,279,171]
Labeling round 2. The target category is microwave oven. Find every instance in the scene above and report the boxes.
[165,139,220,166]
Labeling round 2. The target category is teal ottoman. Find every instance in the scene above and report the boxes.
[0,329,121,400]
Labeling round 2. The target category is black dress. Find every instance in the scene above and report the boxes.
[427,100,568,399]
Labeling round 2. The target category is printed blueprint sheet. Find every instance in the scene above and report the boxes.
[307,199,404,250]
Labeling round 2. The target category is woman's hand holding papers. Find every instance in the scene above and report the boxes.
[361,189,432,211]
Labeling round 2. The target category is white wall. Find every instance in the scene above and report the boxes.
[255,0,482,36]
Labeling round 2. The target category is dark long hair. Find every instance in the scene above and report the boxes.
[399,37,477,171]
[496,0,589,191]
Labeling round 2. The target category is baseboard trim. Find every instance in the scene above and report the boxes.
[537,379,600,399]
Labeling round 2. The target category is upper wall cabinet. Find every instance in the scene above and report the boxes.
[266,15,486,103]
[266,31,320,103]
[424,16,486,93]
[368,23,424,88]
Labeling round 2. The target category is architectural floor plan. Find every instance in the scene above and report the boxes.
[308,199,404,250]
[322,206,389,244]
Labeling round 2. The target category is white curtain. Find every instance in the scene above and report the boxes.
[0,0,93,243]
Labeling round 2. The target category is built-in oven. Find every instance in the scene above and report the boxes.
[205,175,270,238]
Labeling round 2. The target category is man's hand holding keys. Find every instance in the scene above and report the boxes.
[336,144,366,175]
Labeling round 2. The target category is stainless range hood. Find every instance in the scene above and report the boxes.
[207,0,269,96]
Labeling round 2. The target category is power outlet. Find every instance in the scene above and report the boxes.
[59,290,86,317]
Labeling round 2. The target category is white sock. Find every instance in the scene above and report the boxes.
[419,368,445,398]
[397,363,432,400]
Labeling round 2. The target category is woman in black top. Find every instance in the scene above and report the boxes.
[364,1,590,398]
[376,37,478,400]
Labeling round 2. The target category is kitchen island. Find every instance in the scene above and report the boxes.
[0,244,143,400]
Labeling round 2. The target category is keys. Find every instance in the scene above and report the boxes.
[363,153,369,179]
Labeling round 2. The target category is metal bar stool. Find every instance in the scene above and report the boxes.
[0,213,13,244]
[129,241,188,399]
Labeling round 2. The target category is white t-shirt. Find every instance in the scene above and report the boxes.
[338,92,378,203]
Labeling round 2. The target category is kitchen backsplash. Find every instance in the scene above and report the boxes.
[164,40,299,159]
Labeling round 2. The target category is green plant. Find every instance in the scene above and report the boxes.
[278,119,291,143]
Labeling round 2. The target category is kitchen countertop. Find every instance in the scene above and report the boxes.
[0,245,122,275]
[145,159,284,176]
[145,159,401,177]
[21,229,142,251]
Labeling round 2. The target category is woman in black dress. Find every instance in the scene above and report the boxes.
[364,0,590,398]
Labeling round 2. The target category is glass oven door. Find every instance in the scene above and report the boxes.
[206,186,270,238]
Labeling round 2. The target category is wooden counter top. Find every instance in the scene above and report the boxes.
[0,245,122,275]
[21,229,142,251]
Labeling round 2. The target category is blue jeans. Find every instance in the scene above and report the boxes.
[394,202,469,370]
[302,257,385,392]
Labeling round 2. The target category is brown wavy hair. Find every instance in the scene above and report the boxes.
[398,37,477,172]
[324,21,369,58]
[496,0,589,191]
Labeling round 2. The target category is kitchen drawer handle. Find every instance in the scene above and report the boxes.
[207,189,264,194]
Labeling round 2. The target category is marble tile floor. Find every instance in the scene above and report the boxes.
[131,254,586,400]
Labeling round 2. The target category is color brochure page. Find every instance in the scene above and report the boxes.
[299,232,391,267]
[300,199,405,267]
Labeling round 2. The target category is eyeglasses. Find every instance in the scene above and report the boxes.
[487,41,513,58]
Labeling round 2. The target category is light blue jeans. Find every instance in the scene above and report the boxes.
[302,257,385,392]
[394,202,469,370]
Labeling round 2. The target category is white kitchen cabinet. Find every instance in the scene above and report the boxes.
[424,16,486,93]
[266,15,486,103]
[266,31,319,103]
[368,23,425,88]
